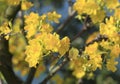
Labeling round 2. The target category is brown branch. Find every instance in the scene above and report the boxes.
[56,11,76,34]
[71,15,90,42]
[68,0,74,16]
[24,67,37,84]
[0,3,23,84]
[40,56,69,84]
[86,35,108,46]
[0,65,22,84]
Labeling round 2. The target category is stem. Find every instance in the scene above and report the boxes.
[71,15,90,41]
[68,0,74,16]
[24,67,37,84]
[56,11,76,33]
[40,57,68,84]
[86,35,108,46]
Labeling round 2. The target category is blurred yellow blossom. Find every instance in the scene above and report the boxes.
[58,37,70,56]
[104,0,119,9]
[84,42,98,55]
[44,33,60,52]
[25,39,43,67]
[0,22,12,40]
[24,12,39,25]
[40,23,53,33]
[90,10,105,23]
[110,44,120,58]
[47,11,61,23]
[106,59,118,72]
[24,12,39,38]
[21,1,33,10]
[73,70,85,78]
[114,8,120,19]
[73,0,100,15]
[69,47,79,60]
[100,16,117,41]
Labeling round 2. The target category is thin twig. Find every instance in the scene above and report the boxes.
[86,35,108,46]
[68,0,74,16]
[56,11,76,34]
[40,56,69,84]
[24,67,37,84]
[71,15,90,42]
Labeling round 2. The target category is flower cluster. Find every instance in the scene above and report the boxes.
[0,22,12,39]
[24,12,70,67]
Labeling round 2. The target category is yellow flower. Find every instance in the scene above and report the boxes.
[0,22,12,40]
[24,24,37,39]
[24,12,39,25]
[88,54,102,70]
[110,44,120,58]
[90,10,105,23]
[73,70,85,78]
[114,8,120,19]
[40,23,53,33]
[83,42,103,71]
[25,39,43,67]
[100,40,111,50]
[86,32,99,44]
[69,55,87,78]
[44,33,60,52]
[73,0,86,14]
[84,42,98,55]
[85,0,100,15]
[47,11,61,23]
[106,59,118,72]
[58,37,70,56]
[0,22,11,34]
[21,1,33,10]
[100,16,117,39]
[74,0,100,15]
[104,0,119,9]
[69,47,79,60]
[24,12,39,39]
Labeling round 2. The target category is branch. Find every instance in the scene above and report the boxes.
[0,64,22,84]
[56,11,76,33]
[24,67,37,84]
[0,3,23,84]
[68,0,74,16]
[86,35,108,46]
[40,56,69,84]
[71,15,91,42]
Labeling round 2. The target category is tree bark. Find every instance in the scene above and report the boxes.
[0,4,23,84]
